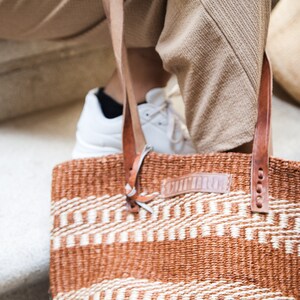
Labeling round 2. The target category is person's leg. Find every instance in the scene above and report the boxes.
[105,48,171,104]
[156,0,271,153]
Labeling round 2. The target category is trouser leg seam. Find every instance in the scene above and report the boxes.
[198,0,257,94]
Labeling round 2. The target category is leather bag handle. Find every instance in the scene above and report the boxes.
[102,0,272,213]
[251,55,272,213]
[102,0,146,183]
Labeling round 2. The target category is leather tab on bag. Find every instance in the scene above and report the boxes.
[251,54,272,213]
[161,173,231,198]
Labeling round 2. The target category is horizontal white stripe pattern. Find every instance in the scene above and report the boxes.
[53,278,294,300]
[51,194,124,215]
[51,192,300,255]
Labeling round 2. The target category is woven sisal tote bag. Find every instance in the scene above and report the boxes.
[50,1,300,299]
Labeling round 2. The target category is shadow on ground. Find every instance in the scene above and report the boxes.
[0,279,49,300]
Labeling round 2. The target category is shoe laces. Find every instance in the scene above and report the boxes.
[147,98,189,146]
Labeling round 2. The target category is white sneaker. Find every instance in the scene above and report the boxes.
[72,88,196,158]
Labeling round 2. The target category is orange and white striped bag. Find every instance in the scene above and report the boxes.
[49,1,300,299]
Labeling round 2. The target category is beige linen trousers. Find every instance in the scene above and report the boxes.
[0,0,271,152]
